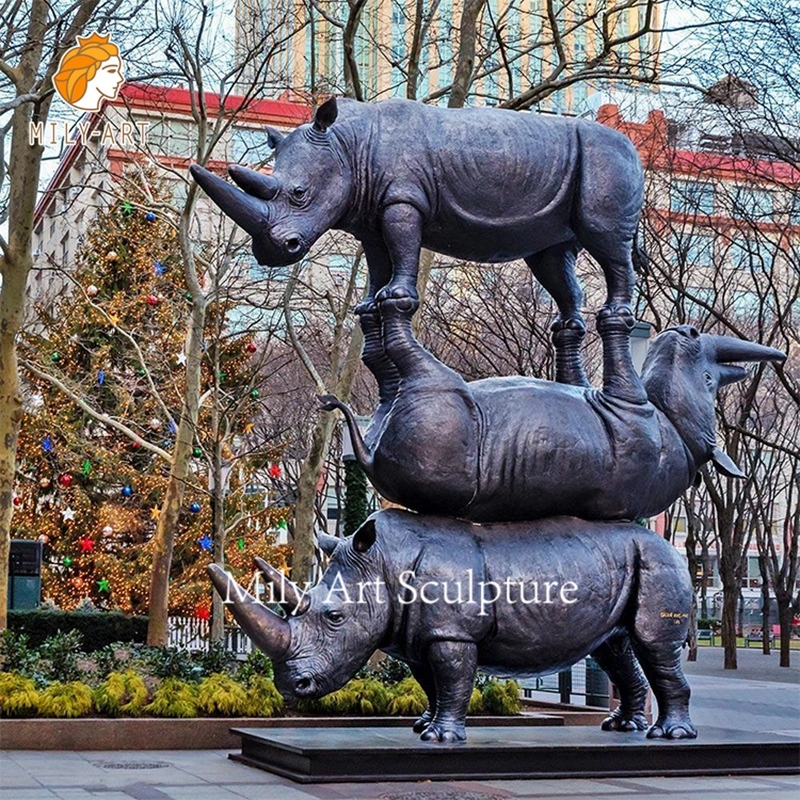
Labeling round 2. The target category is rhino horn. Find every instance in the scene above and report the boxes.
[712,335,786,365]
[207,564,290,658]
[254,557,310,616]
[189,165,265,237]
[228,164,280,201]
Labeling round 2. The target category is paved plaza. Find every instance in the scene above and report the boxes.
[2,646,798,800]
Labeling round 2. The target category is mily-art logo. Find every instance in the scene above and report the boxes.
[53,32,124,111]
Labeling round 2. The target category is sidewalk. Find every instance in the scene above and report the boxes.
[1,748,799,800]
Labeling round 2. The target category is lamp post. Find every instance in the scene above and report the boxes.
[630,320,652,375]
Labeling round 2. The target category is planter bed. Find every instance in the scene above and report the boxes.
[1,711,570,751]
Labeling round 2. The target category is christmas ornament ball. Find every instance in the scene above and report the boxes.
[149,417,162,430]
[59,473,73,488]
[189,502,202,514]
[86,284,99,297]
[246,341,257,354]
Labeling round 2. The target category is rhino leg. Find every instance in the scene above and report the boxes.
[355,236,393,316]
[408,661,437,733]
[524,243,589,388]
[374,203,423,310]
[357,301,400,406]
[592,632,649,732]
[419,640,477,743]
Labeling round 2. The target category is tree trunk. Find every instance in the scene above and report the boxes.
[0,252,27,630]
[687,598,698,663]
[759,556,771,655]
[777,597,792,668]
[146,301,205,645]
[720,564,738,669]
[292,412,337,582]
[210,441,226,644]
[448,0,486,108]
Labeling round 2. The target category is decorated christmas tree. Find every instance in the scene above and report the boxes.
[16,175,290,618]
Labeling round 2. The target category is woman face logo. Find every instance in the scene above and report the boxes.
[53,32,125,112]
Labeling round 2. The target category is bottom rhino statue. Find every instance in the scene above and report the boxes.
[209,510,696,743]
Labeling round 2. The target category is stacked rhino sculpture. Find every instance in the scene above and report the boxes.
[192,96,785,745]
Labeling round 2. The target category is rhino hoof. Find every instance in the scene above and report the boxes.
[646,719,697,740]
[601,711,648,732]
[412,710,434,733]
[354,300,379,317]
[420,722,466,743]
[597,305,635,330]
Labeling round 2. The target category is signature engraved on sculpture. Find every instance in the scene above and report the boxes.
[209,510,697,743]
[191,96,649,400]
[320,299,785,522]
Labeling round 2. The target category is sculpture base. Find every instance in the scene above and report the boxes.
[230,726,800,783]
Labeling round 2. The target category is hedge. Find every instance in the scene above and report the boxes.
[8,610,148,651]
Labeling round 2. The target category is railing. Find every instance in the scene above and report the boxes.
[167,616,253,656]
[519,657,610,708]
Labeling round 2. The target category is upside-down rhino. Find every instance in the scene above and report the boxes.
[209,509,697,743]
[320,299,785,522]
[191,96,647,399]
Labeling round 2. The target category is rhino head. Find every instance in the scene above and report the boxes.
[190,97,351,267]
[642,325,785,476]
[208,518,390,700]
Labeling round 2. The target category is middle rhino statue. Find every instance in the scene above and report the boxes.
[321,299,785,522]
[209,509,697,743]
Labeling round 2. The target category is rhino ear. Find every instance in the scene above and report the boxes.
[313,97,338,133]
[711,447,746,479]
[353,518,376,553]
[264,126,285,149]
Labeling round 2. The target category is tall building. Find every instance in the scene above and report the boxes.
[235,0,662,113]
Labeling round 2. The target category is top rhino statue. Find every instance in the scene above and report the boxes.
[191,96,648,401]
[320,298,785,523]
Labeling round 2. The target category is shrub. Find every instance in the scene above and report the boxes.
[235,649,273,683]
[0,631,38,676]
[468,687,484,714]
[0,672,40,717]
[246,675,284,717]
[196,673,250,716]
[481,680,521,715]
[146,679,199,718]
[94,670,148,717]
[142,646,201,681]
[388,677,428,717]
[8,610,147,651]
[39,630,85,683]
[39,681,94,718]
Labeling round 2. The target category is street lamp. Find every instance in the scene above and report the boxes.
[630,320,652,376]
[341,414,371,461]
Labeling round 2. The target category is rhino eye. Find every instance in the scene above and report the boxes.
[325,609,344,623]
[292,186,306,200]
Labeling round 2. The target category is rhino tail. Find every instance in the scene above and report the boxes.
[632,228,649,276]
[318,394,374,471]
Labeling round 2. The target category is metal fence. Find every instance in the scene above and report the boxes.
[167,616,252,656]
[519,657,610,708]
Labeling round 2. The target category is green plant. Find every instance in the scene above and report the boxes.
[39,630,85,683]
[142,646,200,681]
[145,678,199,718]
[8,610,148,651]
[235,649,273,683]
[39,681,94,718]
[247,675,284,717]
[388,677,428,716]
[94,670,148,716]
[360,655,412,685]
[194,643,232,677]
[468,687,484,714]
[0,631,38,677]
[481,680,521,715]
[196,673,250,716]
[0,672,40,717]
[93,643,130,678]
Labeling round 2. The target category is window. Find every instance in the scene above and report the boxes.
[729,237,774,272]
[671,179,715,216]
[390,1,407,95]
[148,119,202,158]
[732,185,773,220]
[329,254,351,273]
[680,231,715,268]
[231,127,274,165]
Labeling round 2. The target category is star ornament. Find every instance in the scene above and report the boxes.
[150,506,161,520]
[61,507,76,522]
[198,534,213,551]
[97,577,110,593]
[79,537,94,553]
